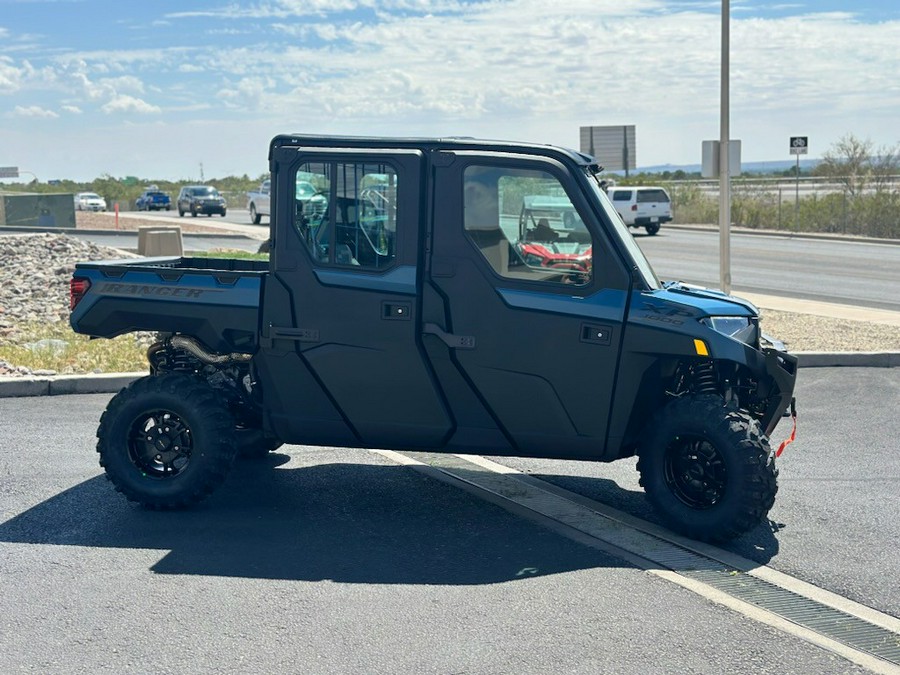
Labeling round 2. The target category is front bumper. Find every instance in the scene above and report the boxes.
[191,202,226,214]
[761,347,799,436]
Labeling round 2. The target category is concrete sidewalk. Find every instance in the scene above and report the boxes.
[1,294,898,398]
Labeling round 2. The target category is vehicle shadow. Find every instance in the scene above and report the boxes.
[0,453,781,581]
[0,456,624,584]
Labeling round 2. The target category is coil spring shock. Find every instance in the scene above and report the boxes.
[147,340,202,374]
[693,360,718,394]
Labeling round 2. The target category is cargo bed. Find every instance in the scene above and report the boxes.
[70,256,267,353]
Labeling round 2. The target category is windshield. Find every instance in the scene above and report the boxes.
[583,168,660,289]
[191,187,218,196]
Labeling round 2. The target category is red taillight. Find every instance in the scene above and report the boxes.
[70,277,91,311]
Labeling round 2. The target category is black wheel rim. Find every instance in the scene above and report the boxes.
[127,409,193,478]
[663,434,727,509]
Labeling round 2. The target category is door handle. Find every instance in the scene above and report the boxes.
[423,323,476,350]
[382,302,411,320]
[580,323,612,346]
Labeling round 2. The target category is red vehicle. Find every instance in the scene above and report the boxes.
[516,195,592,278]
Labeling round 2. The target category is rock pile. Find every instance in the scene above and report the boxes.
[0,233,139,376]
[0,233,136,328]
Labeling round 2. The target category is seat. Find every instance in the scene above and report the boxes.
[531,218,558,242]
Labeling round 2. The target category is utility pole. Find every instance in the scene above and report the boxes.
[719,0,732,295]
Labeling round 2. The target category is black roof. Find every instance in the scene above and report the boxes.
[269,134,596,167]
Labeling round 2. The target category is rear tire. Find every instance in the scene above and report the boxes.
[96,374,238,509]
[250,204,261,225]
[645,223,660,235]
[637,394,777,541]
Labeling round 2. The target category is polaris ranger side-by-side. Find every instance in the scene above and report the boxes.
[70,135,797,541]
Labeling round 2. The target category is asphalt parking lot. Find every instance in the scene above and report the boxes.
[1,367,897,674]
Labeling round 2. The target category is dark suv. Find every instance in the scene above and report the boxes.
[177,185,227,217]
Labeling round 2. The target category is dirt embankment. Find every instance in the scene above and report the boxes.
[75,210,230,234]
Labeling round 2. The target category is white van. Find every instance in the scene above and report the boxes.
[608,186,672,235]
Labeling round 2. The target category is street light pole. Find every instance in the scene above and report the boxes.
[719,0,731,295]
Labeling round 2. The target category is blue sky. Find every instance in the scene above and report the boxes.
[1,0,898,182]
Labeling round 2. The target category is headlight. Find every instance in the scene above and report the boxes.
[701,316,758,345]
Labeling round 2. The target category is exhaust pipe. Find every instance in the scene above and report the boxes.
[167,335,252,365]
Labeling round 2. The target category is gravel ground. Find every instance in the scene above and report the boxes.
[0,229,897,378]
[759,308,900,352]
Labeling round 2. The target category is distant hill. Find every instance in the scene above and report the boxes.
[631,158,821,176]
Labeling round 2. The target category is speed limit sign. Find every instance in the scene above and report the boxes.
[790,136,808,155]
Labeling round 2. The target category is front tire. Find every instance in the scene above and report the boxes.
[637,395,777,541]
[250,204,260,224]
[96,374,238,509]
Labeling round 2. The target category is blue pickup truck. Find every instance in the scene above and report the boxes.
[69,133,797,543]
[135,188,172,211]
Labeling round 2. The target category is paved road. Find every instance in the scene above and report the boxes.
[0,368,896,673]
[124,207,264,231]
[636,227,900,311]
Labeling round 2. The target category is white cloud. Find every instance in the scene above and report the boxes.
[100,94,161,114]
[11,105,58,118]
[0,55,25,92]
[3,0,899,179]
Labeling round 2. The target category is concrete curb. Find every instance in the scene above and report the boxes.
[0,373,141,398]
[793,352,900,368]
[2,353,898,398]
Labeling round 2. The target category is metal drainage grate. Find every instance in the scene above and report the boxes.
[684,569,900,666]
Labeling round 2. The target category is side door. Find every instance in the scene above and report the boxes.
[256,147,452,449]
[258,180,271,215]
[425,152,631,458]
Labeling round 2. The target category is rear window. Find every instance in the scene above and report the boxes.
[610,190,632,201]
[636,189,670,203]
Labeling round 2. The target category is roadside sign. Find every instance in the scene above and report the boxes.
[790,137,808,155]
[0,166,20,178]
[579,125,636,175]
[701,140,742,178]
